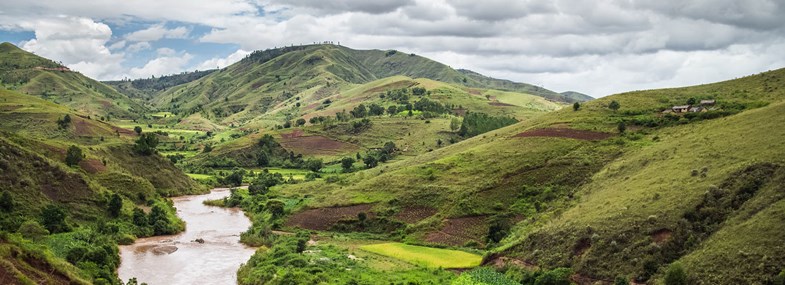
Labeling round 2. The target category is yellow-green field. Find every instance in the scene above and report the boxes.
[186,173,214,181]
[360,243,482,268]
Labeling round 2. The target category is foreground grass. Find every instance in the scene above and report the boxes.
[360,242,482,268]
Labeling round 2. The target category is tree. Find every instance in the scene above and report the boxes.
[363,155,378,168]
[18,220,49,240]
[57,114,72,129]
[257,152,269,167]
[773,270,785,285]
[449,118,461,132]
[65,145,83,166]
[618,122,626,134]
[350,104,367,118]
[108,193,123,217]
[134,133,159,155]
[387,105,397,116]
[133,126,143,135]
[304,158,323,172]
[686,97,697,105]
[0,191,14,212]
[295,118,306,126]
[223,169,245,187]
[608,100,621,112]
[267,200,285,218]
[341,157,355,172]
[41,205,70,233]
[664,262,688,285]
[368,104,385,116]
[132,208,148,227]
[436,139,443,147]
[357,212,367,223]
[534,268,572,285]
[573,102,581,111]
[203,144,213,153]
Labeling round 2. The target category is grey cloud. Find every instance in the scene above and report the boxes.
[266,0,414,14]
[446,0,556,21]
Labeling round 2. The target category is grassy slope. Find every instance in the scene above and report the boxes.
[0,88,204,283]
[272,68,785,283]
[0,42,145,119]
[103,69,216,101]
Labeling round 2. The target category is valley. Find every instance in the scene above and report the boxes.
[1,40,784,285]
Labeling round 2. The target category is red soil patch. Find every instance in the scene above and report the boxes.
[514,128,613,141]
[465,88,482,95]
[285,204,375,231]
[73,118,98,136]
[280,134,358,155]
[484,254,538,270]
[489,101,515,107]
[79,159,106,174]
[424,216,488,246]
[394,207,437,224]
[652,228,672,245]
[280,129,305,139]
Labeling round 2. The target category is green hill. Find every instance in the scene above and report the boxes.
[103,69,216,101]
[0,42,145,119]
[260,68,785,284]
[0,88,205,284]
[559,91,593,102]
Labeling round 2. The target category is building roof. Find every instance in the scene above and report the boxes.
[700,99,716,104]
[672,105,691,109]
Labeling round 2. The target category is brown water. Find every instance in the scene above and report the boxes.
[118,188,256,285]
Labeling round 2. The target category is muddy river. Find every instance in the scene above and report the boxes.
[118,188,256,285]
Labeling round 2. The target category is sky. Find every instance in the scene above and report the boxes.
[1,0,784,97]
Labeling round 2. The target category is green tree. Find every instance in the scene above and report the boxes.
[614,276,628,285]
[108,193,123,217]
[341,157,355,172]
[65,145,83,166]
[132,208,148,227]
[609,100,621,112]
[664,262,688,285]
[773,270,785,285]
[41,205,70,233]
[134,133,159,155]
[17,220,49,240]
[573,102,581,111]
[257,152,269,166]
[534,268,572,285]
[304,158,323,172]
[295,118,306,126]
[687,97,697,105]
[386,105,397,116]
[203,144,213,153]
[133,126,142,135]
[450,117,461,132]
[266,200,285,218]
[618,121,626,134]
[0,191,13,212]
[363,155,378,168]
[223,169,245,187]
[57,114,72,129]
[350,104,367,118]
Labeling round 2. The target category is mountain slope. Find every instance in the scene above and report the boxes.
[560,91,593,102]
[0,88,205,283]
[269,67,785,284]
[103,69,216,100]
[0,42,145,119]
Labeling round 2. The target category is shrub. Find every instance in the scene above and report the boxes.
[56,114,71,129]
[341,157,355,172]
[41,204,70,233]
[573,102,580,111]
[133,133,159,155]
[534,268,573,285]
[65,145,83,166]
[664,262,688,285]
[609,100,621,111]
[0,191,13,212]
[108,193,123,217]
[17,220,49,239]
[133,126,142,135]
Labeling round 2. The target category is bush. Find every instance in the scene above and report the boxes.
[341,157,355,172]
[0,191,13,212]
[17,220,49,239]
[609,100,620,111]
[41,204,70,233]
[534,268,572,285]
[664,262,688,285]
[133,133,159,155]
[65,145,83,166]
[57,114,71,129]
[108,193,123,217]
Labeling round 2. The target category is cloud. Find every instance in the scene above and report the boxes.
[2,0,785,96]
[125,24,190,42]
[126,41,151,53]
[129,52,193,78]
[266,0,414,14]
[15,16,124,79]
[195,49,251,70]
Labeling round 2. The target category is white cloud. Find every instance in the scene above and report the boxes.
[125,24,190,42]
[156,47,176,56]
[2,0,785,96]
[129,52,193,78]
[15,16,124,80]
[195,49,251,70]
[126,41,151,53]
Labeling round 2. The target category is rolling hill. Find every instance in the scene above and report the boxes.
[0,87,205,283]
[263,67,785,284]
[0,42,145,119]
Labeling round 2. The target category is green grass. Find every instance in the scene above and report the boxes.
[360,242,482,268]
[186,173,214,180]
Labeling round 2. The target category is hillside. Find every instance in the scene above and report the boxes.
[261,68,785,284]
[0,42,145,119]
[560,91,593,102]
[103,69,216,101]
[0,88,205,283]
